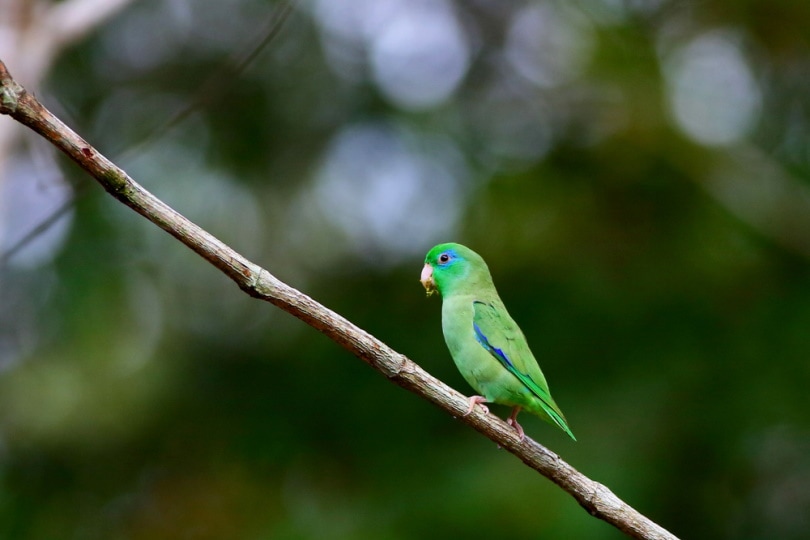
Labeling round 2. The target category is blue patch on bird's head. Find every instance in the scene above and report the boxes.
[436,248,460,267]
[424,243,466,268]
[423,243,490,295]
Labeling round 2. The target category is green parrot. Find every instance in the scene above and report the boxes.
[421,243,576,441]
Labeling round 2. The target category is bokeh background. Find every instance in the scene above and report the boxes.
[2,0,810,538]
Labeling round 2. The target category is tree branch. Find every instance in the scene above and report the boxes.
[0,60,678,540]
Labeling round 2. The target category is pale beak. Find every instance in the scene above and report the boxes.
[420,263,437,296]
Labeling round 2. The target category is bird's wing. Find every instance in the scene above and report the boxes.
[472,300,569,430]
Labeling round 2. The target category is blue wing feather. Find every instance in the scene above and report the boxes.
[472,300,575,439]
[473,322,514,370]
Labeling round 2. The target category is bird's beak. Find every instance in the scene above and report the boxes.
[420,264,437,296]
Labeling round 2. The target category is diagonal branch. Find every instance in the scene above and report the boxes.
[0,60,678,540]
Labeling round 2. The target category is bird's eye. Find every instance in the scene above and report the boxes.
[439,253,451,264]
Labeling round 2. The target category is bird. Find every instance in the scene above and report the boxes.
[421,242,575,441]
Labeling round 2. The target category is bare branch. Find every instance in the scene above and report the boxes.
[0,60,679,540]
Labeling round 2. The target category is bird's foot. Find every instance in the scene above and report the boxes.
[507,407,525,441]
[464,395,489,416]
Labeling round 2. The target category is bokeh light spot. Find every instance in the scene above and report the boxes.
[505,3,594,88]
[314,122,467,263]
[664,31,761,146]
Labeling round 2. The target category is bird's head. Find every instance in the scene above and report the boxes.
[421,243,492,297]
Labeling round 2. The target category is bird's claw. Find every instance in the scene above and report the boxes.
[507,417,525,441]
[508,406,526,441]
[464,395,489,416]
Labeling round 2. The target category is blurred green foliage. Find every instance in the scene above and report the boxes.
[2,0,810,539]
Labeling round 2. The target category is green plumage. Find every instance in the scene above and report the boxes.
[422,243,575,441]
